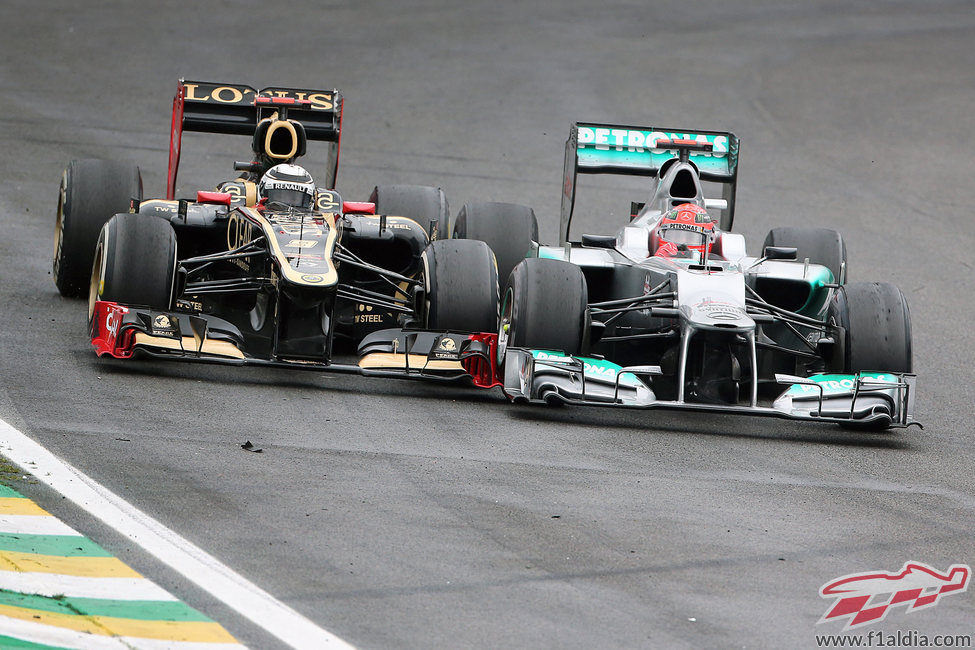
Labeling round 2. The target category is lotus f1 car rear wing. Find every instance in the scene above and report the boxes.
[167,79,344,199]
[560,122,740,243]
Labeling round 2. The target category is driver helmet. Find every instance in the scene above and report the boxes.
[650,203,715,260]
[258,164,315,208]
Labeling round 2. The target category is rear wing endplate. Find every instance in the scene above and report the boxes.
[167,80,344,198]
[560,122,739,243]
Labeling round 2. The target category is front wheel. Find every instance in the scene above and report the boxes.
[452,202,538,289]
[55,159,143,297]
[763,227,847,285]
[370,184,449,240]
[89,213,177,326]
[421,239,498,332]
[828,281,912,374]
[499,258,588,365]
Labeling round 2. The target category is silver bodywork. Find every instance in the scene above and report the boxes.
[506,124,917,429]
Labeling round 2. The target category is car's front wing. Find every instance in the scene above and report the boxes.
[502,349,919,429]
[90,301,502,388]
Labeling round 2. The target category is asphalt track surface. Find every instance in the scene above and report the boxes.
[1,1,974,648]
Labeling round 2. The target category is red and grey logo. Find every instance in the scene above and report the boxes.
[818,561,970,630]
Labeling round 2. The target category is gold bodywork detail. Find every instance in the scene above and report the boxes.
[241,207,339,286]
[264,120,299,160]
[133,333,245,359]
[358,353,463,371]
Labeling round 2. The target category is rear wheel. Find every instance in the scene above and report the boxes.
[55,159,142,297]
[763,227,847,284]
[370,184,449,240]
[452,202,538,289]
[421,239,498,332]
[89,213,177,325]
[499,259,588,365]
[828,281,912,374]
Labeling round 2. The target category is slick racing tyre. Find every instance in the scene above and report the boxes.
[55,159,143,297]
[763,227,847,285]
[421,239,499,332]
[370,184,449,241]
[452,202,538,289]
[499,258,588,365]
[828,282,912,374]
[89,213,177,325]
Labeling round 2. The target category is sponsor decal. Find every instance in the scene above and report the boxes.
[432,336,461,360]
[105,308,124,339]
[265,181,312,193]
[315,191,341,212]
[227,213,254,251]
[150,313,179,338]
[286,240,318,249]
[300,274,324,284]
[183,83,334,110]
[355,303,384,324]
[667,222,708,233]
[176,298,203,312]
[818,561,970,630]
[439,337,457,352]
[786,373,898,397]
[532,351,643,388]
[695,298,744,321]
[577,127,728,157]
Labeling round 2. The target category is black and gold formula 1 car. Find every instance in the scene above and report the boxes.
[53,80,502,385]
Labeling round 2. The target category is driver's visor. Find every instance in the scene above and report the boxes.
[264,188,312,208]
[659,227,708,246]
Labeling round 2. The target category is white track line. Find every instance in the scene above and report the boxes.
[0,417,354,650]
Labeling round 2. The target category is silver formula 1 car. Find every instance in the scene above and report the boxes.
[453,122,917,430]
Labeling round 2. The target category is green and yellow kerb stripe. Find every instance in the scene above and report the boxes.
[0,485,245,649]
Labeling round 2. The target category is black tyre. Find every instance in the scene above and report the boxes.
[422,239,499,332]
[452,202,538,289]
[370,184,449,239]
[763,227,847,284]
[89,213,177,324]
[828,282,912,374]
[55,159,143,297]
[500,259,588,362]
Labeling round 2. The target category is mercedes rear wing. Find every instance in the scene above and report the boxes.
[167,80,344,198]
[560,122,739,243]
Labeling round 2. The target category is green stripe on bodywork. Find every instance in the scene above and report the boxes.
[0,534,109,558]
[784,372,898,397]
[0,635,71,649]
[0,590,212,622]
[537,246,565,260]
[0,486,26,499]
[530,350,645,388]
[798,264,834,316]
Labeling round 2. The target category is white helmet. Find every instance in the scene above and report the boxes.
[259,164,314,208]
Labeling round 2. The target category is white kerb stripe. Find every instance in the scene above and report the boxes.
[0,418,354,650]
[0,615,249,650]
[0,571,178,601]
[0,513,82,536]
